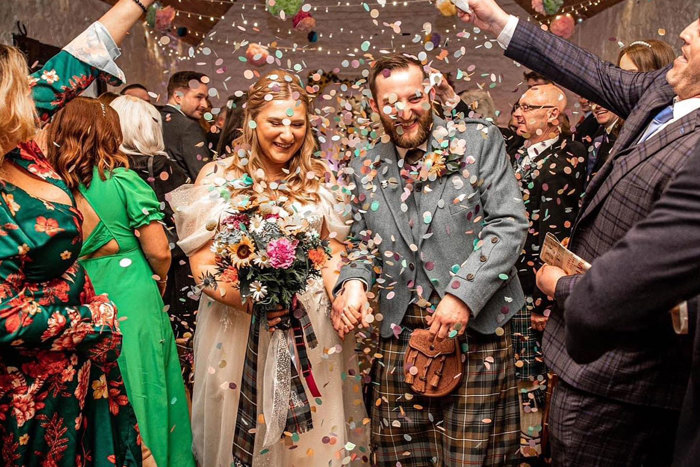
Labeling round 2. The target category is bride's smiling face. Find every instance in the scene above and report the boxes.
[255,98,307,171]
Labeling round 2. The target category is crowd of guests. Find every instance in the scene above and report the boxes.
[1,0,699,466]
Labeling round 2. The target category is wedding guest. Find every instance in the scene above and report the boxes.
[459,1,700,464]
[0,0,155,465]
[110,95,197,390]
[216,92,248,155]
[46,97,195,467]
[509,84,587,459]
[120,83,151,103]
[572,95,600,146]
[618,39,676,73]
[160,71,212,180]
[586,103,621,183]
[169,70,368,466]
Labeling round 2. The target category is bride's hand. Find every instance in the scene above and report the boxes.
[267,306,289,332]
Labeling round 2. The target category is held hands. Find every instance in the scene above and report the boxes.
[535,264,567,299]
[267,306,290,333]
[426,294,471,342]
[456,0,510,36]
[531,313,549,332]
[331,280,372,339]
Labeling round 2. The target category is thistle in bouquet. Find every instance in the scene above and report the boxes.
[211,195,332,461]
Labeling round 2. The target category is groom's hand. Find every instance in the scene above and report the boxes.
[457,0,510,36]
[332,280,370,339]
[427,294,471,342]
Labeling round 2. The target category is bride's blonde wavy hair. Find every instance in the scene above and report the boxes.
[227,70,328,204]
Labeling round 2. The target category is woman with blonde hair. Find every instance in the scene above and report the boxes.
[0,1,156,465]
[169,70,368,466]
[110,95,197,390]
[45,96,195,467]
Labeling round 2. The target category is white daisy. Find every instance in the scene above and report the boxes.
[253,253,271,268]
[250,281,267,301]
[249,214,266,234]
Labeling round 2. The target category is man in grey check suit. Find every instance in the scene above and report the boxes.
[332,54,527,465]
[460,1,700,465]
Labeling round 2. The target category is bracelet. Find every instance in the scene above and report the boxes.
[131,0,148,14]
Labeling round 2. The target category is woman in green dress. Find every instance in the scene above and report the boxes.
[45,97,195,467]
[0,1,159,465]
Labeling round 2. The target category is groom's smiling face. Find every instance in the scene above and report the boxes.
[370,64,434,149]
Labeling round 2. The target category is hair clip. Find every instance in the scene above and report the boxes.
[100,102,106,117]
[629,40,651,48]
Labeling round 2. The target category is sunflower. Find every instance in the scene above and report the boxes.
[228,235,256,268]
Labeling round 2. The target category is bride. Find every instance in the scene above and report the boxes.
[169,70,368,466]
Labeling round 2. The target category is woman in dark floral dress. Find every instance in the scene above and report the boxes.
[0,1,156,465]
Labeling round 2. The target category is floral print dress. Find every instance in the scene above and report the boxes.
[0,29,141,467]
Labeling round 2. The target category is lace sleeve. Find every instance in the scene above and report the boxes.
[167,183,228,256]
[318,184,352,241]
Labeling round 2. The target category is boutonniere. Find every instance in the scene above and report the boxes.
[402,133,467,185]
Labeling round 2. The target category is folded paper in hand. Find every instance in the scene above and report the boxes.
[540,232,688,335]
[539,232,591,275]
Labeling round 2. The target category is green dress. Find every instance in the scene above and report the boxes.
[1,50,142,467]
[78,168,194,467]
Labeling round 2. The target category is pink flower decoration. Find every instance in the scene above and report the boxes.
[531,0,546,15]
[293,11,316,32]
[267,237,297,269]
[246,44,270,67]
[550,14,576,39]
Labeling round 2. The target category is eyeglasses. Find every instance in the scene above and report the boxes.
[514,103,556,112]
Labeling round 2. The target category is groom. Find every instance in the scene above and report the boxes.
[333,54,528,465]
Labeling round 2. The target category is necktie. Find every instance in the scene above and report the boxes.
[639,105,674,143]
[405,148,425,165]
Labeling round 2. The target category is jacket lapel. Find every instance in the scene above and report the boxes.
[578,109,700,223]
[375,144,416,248]
[416,118,451,246]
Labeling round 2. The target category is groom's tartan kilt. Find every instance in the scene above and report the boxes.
[370,305,520,466]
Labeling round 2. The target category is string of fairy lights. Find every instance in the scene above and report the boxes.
[149,0,613,61]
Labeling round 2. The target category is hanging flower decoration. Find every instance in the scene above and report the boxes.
[146,2,175,32]
[246,43,270,67]
[543,0,565,15]
[266,0,304,19]
[550,14,576,39]
[293,11,316,32]
[436,0,457,16]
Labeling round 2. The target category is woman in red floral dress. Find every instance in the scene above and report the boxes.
[0,1,156,465]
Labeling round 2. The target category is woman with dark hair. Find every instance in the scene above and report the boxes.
[215,92,248,156]
[0,1,155,465]
[45,97,195,467]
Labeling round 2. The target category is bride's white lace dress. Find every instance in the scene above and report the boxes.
[169,174,368,467]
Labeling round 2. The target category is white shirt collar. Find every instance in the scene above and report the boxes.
[165,103,186,116]
[396,141,428,159]
[673,97,700,121]
[525,135,559,160]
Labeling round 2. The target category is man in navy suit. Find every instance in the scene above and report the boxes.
[459,1,700,464]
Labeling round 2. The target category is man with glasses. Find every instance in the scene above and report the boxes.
[509,84,587,461]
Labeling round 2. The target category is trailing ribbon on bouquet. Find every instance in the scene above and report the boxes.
[232,295,320,466]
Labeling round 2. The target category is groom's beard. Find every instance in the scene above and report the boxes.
[380,109,433,149]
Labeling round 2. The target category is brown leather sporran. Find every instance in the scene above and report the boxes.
[403,329,463,397]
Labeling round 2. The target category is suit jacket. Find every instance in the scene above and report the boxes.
[335,116,528,338]
[160,105,212,181]
[572,112,600,146]
[557,143,700,466]
[511,135,587,313]
[505,19,699,409]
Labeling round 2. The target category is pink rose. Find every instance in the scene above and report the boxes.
[266,238,297,269]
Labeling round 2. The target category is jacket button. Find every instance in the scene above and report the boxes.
[466,274,475,281]
[491,237,499,244]
[409,263,415,271]
[480,255,487,262]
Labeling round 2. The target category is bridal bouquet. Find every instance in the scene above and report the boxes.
[209,188,331,461]
[211,199,330,308]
